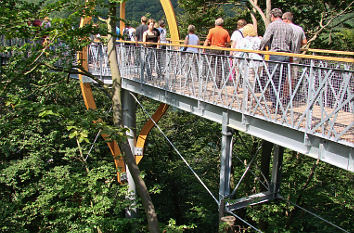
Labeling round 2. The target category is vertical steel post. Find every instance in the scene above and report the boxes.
[122,89,137,218]
[270,145,284,198]
[260,140,273,192]
[219,112,233,216]
[305,59,315,152]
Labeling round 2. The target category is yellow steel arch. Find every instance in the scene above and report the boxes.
[78,0,179,183]
[135,103,169,164]
[119,1,180,43]
[118,0,178,165]
[78,2,125,183]
[159,0,180,43]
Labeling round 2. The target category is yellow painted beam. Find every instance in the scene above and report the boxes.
[120,2,126,35]
[160,0,180,42]
[304,48,354,56]
[79,82,97,110]
[102,133,125,182]
[120,39,353,63]
[135,103,169,164]
[78,13,96,109]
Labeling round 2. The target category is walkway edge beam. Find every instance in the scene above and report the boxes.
[122,78,354,172]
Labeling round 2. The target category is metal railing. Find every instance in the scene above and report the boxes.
[88,42,353,146]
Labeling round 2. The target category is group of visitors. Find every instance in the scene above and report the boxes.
[109,9,307,109]
[197,8,307,107]
[119,16,167,48]
[29,17,52,46]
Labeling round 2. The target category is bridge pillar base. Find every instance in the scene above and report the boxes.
[224,143,284,213]
[226,191,278,212]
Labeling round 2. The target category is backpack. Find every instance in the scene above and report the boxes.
[237,29,244,38]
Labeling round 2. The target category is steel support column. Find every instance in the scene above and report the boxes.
[122,89,137,218]
[219,112,233,216]
[270,145,284,198]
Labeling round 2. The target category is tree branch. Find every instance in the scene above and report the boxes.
[98,16,108,23]
[42,63,113,97]
[248,0,269,27]
[305,1,353,49]
[285,158,319,227]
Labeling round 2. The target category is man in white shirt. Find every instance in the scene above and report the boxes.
[230,19,247,56]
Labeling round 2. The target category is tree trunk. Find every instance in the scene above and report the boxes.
[107,3,159,233]
[266,0,271,26]
[250,12,258,35]
[248,0,270,28]
[249,0,258,34]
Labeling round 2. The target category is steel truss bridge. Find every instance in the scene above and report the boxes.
[81,42,353,226]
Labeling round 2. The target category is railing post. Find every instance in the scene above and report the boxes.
[122,89,137,218]
[140,46,145,82]
[305,59,315,151]
[219,112,233,217]
[242,58,248,113]
[165,46,170,89]
[197,51,203,99]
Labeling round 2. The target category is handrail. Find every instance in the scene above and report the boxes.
[303,48,354,56]
[166,38,354,57]
[116,39,354,63]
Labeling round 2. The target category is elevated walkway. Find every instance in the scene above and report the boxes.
[84,43,353,172]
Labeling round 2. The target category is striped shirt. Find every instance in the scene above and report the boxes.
[260,19,293,52]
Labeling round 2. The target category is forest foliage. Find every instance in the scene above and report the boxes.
[1,0,353,232]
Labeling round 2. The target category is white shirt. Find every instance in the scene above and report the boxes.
[158,27,167,43]
[128,28,135,42]
[236,36,263,67]
[231,29,243,48]
[186,34,199,53]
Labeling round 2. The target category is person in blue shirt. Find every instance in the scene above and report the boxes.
[116,26,120,38]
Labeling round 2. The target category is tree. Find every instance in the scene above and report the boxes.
[0,0,143,231]
[177,0,353,51]
[104,1,160,232]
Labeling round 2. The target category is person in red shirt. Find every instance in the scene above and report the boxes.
[203,18,230,88]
